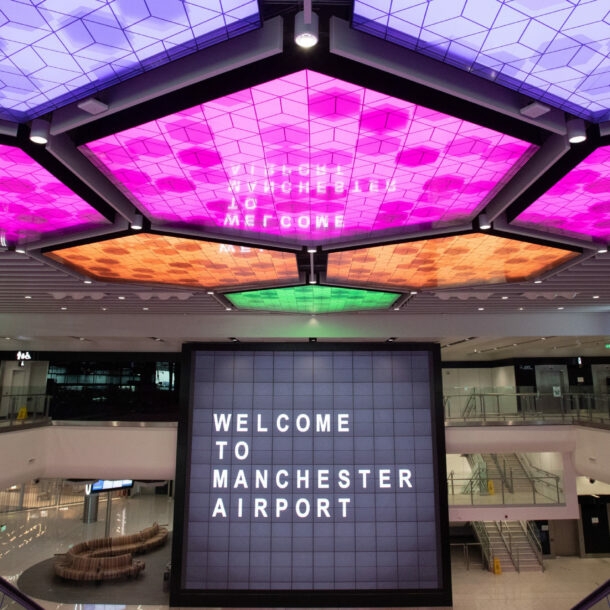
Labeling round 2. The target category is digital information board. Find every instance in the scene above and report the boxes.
[171,343,451,607]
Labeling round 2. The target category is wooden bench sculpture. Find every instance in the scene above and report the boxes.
[54,522,168,582]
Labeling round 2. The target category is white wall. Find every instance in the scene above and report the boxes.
[1,423,608,523]
[0,424,177,489]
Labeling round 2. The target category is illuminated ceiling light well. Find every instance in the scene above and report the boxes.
[82,70,536,246]
[29,118,50,144]
[0,0,261,122]
[326,234,579,291]
[44,234,300,291]
[567,118,587,144]
[294,9,319,48]
[226,285,400,314]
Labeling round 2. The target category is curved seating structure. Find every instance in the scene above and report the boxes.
[54,522,168,582]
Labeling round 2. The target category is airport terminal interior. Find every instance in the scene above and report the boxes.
[1,0,610,608]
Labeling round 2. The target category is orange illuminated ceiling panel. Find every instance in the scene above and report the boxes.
[326,234,579,290]
[45,234,300,291]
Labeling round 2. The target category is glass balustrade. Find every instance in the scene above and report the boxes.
[444,391,610,426]
[446,473,564,506]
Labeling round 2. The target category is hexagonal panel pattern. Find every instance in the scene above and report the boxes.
[326,233,579,290]
[353,0,610,121]
[225,285,400,314]
[513,145,610,243]
[0,144,111,245]
[0,0,260,122]
[82,70,536,247]
[44,233,300,291]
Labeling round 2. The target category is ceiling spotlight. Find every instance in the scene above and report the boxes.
[386,337,397,343]
[478,213,492,230]
[29,118,50,144]
[566,117,587,144]
[597,244,608,254]
[309,337,317,343]
[229,337,239,343]
[130,213,143,230]
[294,8,319,48]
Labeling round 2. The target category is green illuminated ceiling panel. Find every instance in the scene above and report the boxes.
[226,285,399,314]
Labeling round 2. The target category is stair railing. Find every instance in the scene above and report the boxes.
[496,520,519,572]
[461,391,477,419]
[470,521,493,571]
[516,454,563,504]
[521,520,545,571]
[490,454,514,494]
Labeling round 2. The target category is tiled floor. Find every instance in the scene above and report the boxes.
[0,494,608,610]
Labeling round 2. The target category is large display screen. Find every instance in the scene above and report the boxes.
[171,343,451,607]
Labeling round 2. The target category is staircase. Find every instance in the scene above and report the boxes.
[476,521,544,573]
[479,453,534,500]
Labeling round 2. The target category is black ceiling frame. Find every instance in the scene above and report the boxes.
[67,10,546,147]
[0,127,118,225]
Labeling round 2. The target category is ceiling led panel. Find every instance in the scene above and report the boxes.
[44,234,300,290]
[513,146,610,242]
[0,0,260,122]
[226,285,399,314]
[0,144,111,245]
[82,69,536,246]
[326,234,579,290]
[353,0,610,122]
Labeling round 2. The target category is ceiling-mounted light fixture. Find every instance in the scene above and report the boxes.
[295,1,318,49]
[130,213,143,230]
[29,118,50,144]
[77,97,109,115]
[478,213,492,230]
[519,101,551,119]
[597,244,608,254]
[566,117,586,144]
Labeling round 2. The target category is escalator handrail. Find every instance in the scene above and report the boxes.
[0,575,47,610]
[571,578,610,610]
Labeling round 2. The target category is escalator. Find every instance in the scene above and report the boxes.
[0,576,46,610]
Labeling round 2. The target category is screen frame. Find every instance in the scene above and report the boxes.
[170,341,451,608]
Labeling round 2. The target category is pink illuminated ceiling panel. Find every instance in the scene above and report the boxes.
[514,146,610,242]
[82,70,536,245]
[0,144,111,245]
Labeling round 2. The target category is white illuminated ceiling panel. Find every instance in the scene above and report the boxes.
[0,0,260,122]
[353,0,610,122]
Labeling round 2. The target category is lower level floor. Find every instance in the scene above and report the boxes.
[0,492,607,610]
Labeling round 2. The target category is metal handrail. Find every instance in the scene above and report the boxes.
[496,521,519,572]
[521,520,544,571]
[490,454,513,494]
[0,392,51,430]
[571,578,610,609]
[444,391,610,427]
[471,521,493,570]
[0,575,46,610]
[516,454,563,504]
